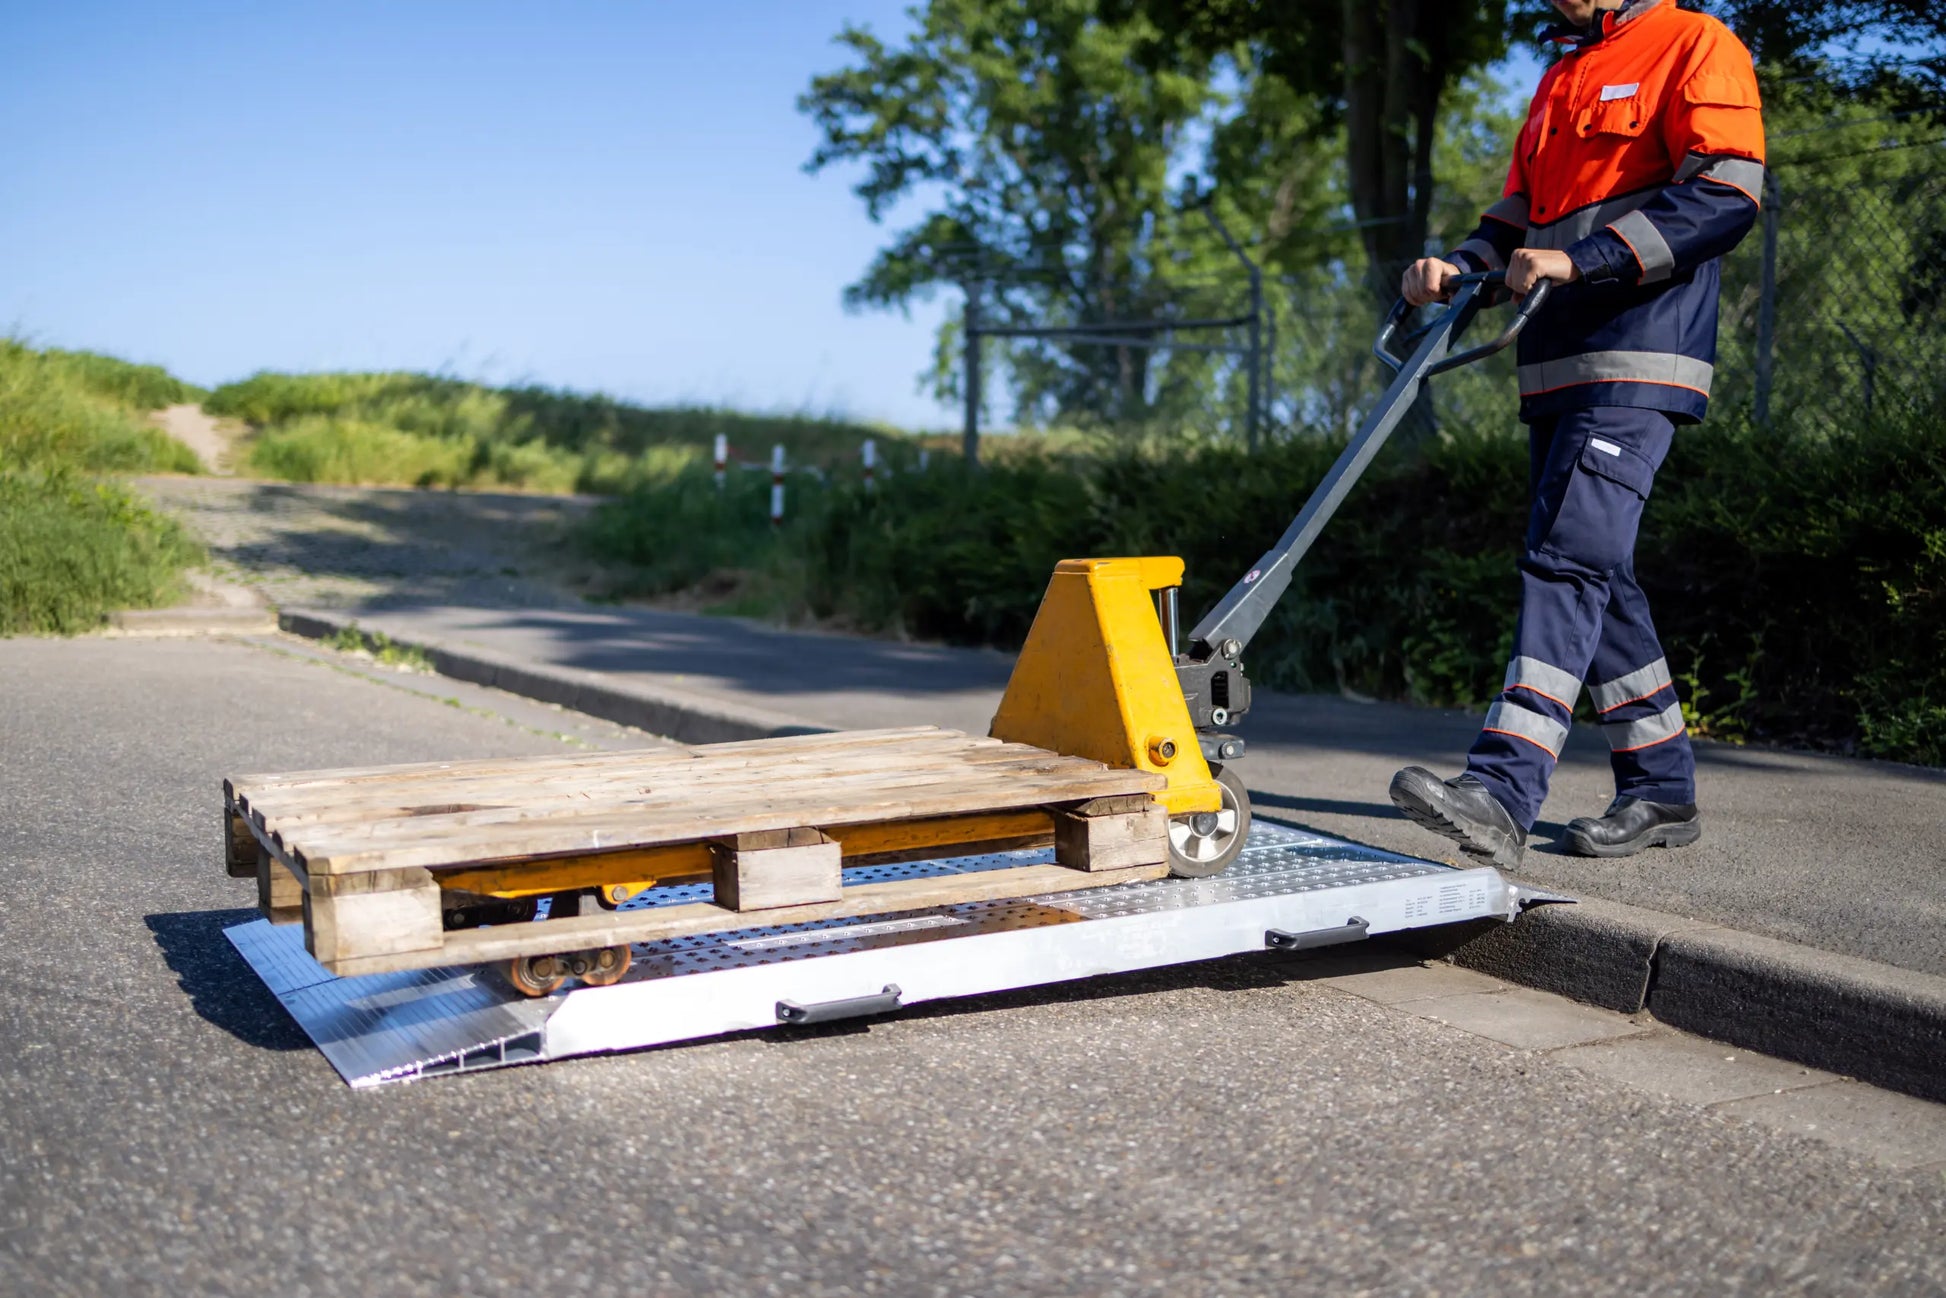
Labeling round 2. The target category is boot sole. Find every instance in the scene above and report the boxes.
[1564,820,1703,858]
[1387,769,1523,869]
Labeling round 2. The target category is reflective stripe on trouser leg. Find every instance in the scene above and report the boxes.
[1590,657,1671,713]
[1482,698,1569,756]
[1604,701,1686,752]
[1587,557,1696,804]
[1505,655,1583,710]
[1465,409,1675,829]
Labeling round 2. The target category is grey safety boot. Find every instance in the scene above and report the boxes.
[1388,767,1526,868]
[1565,797,1702,857]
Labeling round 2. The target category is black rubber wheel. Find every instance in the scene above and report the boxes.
[1166,764,1252,878]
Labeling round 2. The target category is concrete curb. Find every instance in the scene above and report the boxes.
[279,610,833,746]
[1400,895,1946,1103]
[277,606,1945,1104]
[111,606,279,634]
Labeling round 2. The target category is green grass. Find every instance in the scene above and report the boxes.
[205,370,913,493]
[320,622,435,673]
[0,339,207,634]
[0,470,202,634]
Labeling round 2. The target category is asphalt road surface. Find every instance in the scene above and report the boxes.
[3,637,1942,1297]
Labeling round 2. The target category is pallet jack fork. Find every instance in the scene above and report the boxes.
[224,273,1569,1084]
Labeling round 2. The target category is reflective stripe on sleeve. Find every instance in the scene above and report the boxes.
[1483,699,1569,757]
[1603,701,1687,752]
[1453,238,1506,272]
[1608,209,1676,283]
[1504,655,1582,708]
[1674,152,1767,203]
[1590,658,1673,713]
[1518,350,1715,396]
[1484,194,1530,230]
[1524,190,1654,250]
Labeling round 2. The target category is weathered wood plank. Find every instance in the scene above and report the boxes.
[295,765,1158,875]
[227,727,962,800]
[320,860,1171,977]
[233,733,1046,826]
[279,751,1135,851]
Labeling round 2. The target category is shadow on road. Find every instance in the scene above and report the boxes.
[146,909,310,1052]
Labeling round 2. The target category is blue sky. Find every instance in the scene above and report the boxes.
[1,4,1545,432]
[1,2,959,428]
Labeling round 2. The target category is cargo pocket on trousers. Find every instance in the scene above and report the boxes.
[1536,436,1656,574]
[1578,435,1656,500]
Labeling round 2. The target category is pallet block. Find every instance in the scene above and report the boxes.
[711,828,843,911]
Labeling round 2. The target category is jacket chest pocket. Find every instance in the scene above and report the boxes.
[1576,96,1647,140]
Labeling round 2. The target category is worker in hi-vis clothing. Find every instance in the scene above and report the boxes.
[1387,0,1765,866]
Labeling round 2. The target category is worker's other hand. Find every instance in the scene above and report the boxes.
[1506,247,1581,298]
[1401,258,1463,307]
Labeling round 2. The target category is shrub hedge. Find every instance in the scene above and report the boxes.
[586,412,1945,766]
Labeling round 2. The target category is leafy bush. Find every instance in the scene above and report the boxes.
[585,414,1946,766]
[206,370,906,493]
[0,471,202,634]
[0,339,207,634]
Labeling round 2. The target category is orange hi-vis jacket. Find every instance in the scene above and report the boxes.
[1446,0,1766,422]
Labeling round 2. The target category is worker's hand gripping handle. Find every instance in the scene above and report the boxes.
[1372,271,1554,377]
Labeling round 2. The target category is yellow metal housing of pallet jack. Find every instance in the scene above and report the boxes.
[990,556,1222,816]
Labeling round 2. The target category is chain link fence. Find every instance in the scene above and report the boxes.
[1263,134,1946,444]
[1717,141,1946,433]
[944,130,1946,445]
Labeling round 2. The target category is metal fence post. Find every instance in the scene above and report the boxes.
[962,282,982,467]
[1754,169,1780,427]
[769,444,785,527]
[1202,202,1264,450]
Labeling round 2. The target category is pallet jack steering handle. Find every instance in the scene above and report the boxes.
[1184,271,1554,662]
[1373,271,1553,378]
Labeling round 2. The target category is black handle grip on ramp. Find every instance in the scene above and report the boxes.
[777,984,903,1026]
[1265,918,1370,952]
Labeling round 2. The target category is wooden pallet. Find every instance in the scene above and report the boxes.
[224,727,1170,977]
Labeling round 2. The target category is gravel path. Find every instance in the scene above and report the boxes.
[131,475,610,610]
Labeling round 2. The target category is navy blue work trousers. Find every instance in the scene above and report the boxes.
[1465,406,1697,829]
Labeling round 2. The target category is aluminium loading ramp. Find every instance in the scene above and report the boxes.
[226,818,1567,1088]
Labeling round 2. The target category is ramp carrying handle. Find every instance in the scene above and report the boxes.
[777,984,904,1026]
[1373,271,1554,377]
[1264,917,1370,951]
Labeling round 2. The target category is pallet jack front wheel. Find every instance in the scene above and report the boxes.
[1167,764,1251,878]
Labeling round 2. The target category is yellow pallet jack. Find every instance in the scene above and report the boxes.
[993,271,1551,877]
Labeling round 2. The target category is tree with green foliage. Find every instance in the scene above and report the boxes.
[1126,1,1513,279]
[800,0,1236,430]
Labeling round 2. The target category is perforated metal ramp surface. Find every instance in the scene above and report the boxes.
[227,819,1563,1087]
